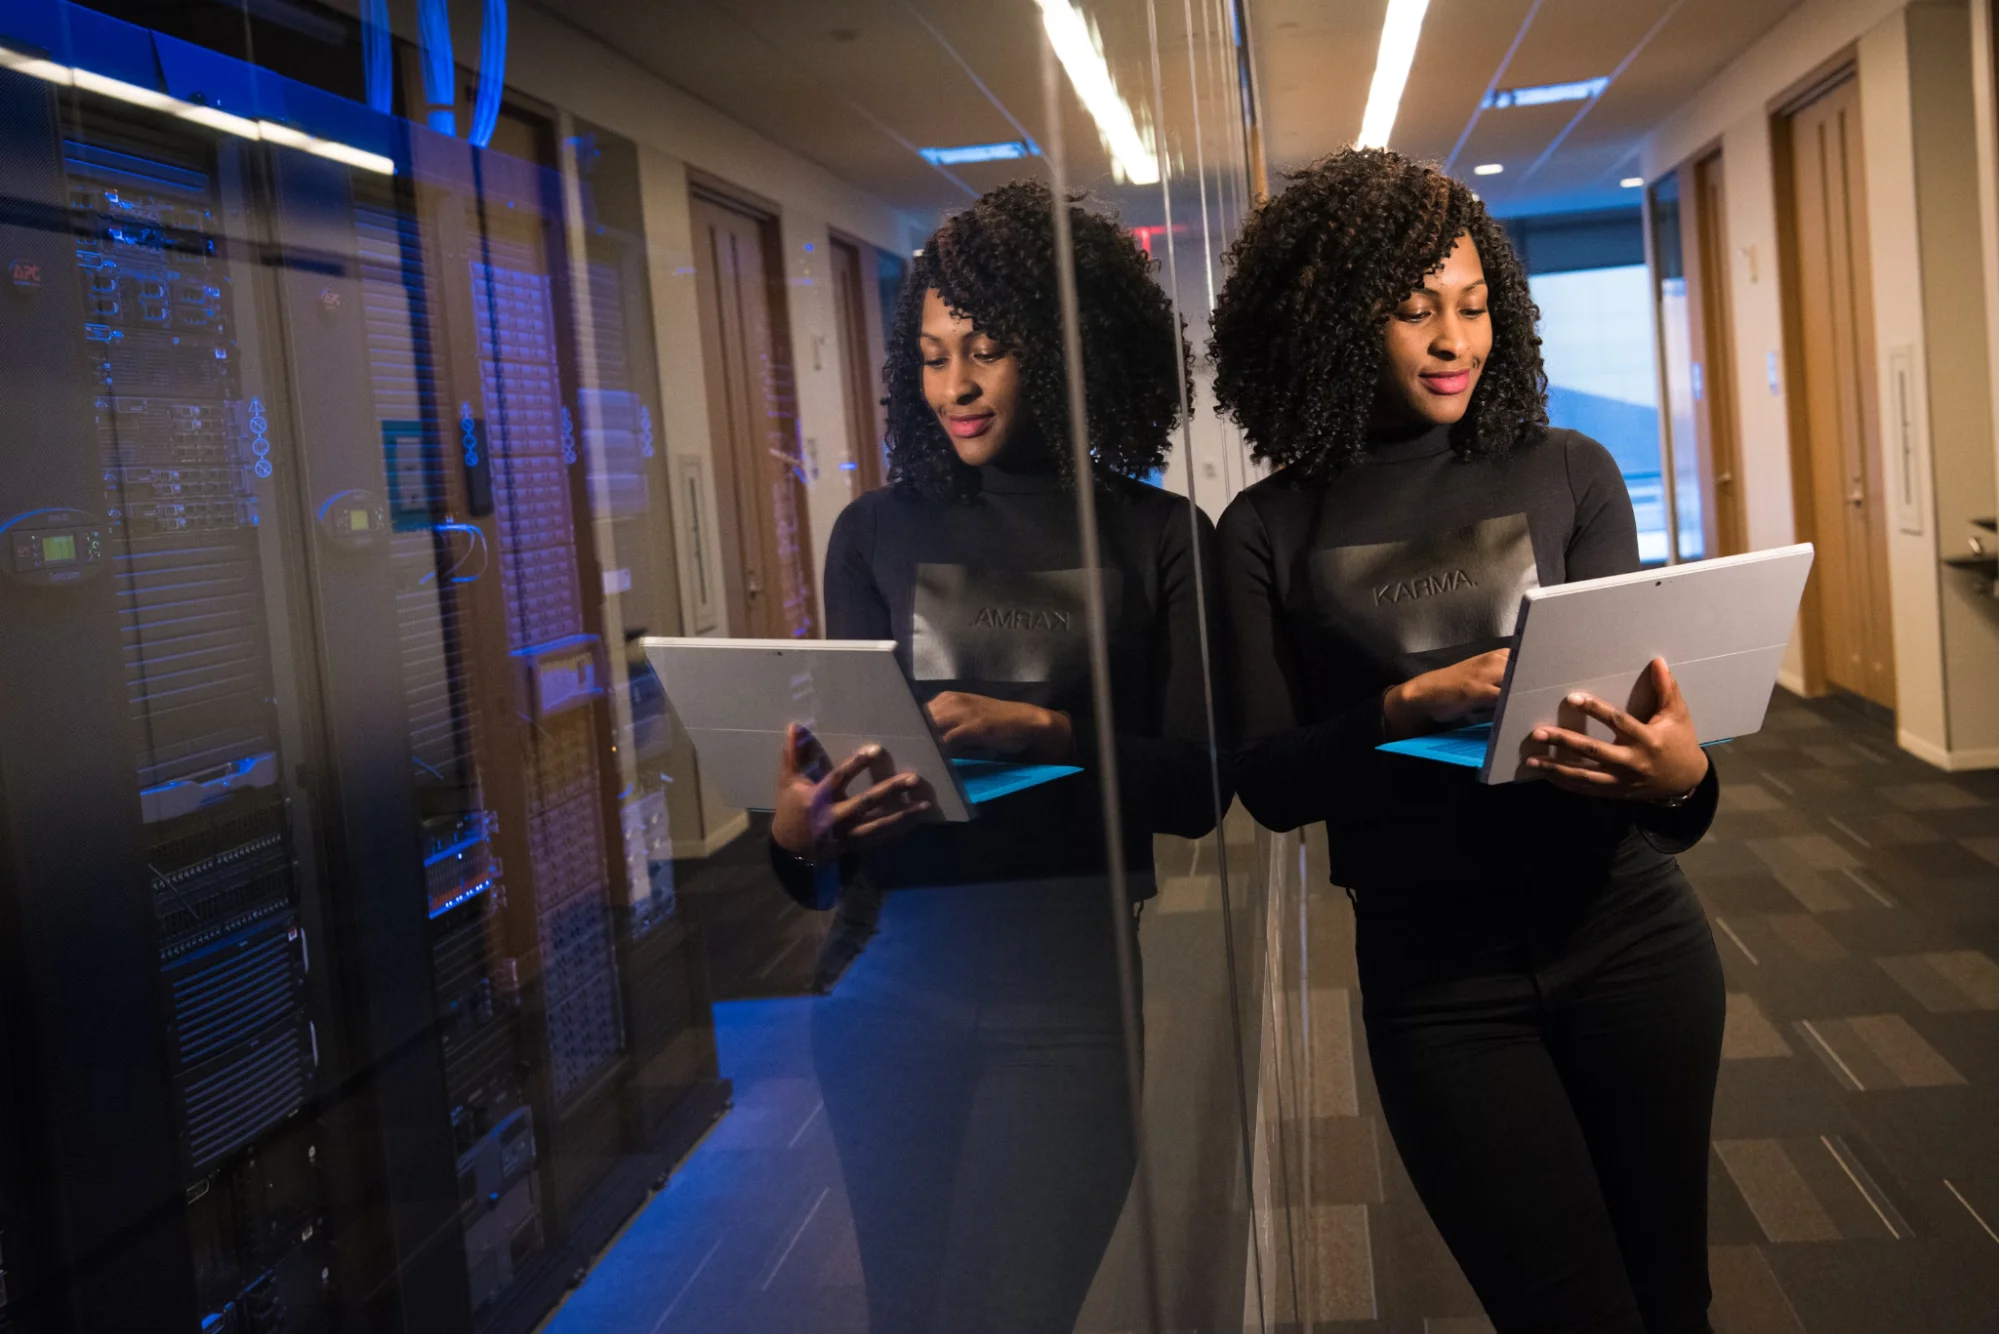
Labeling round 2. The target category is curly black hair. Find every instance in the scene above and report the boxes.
[883,180,1189,498]
[1209,147,1546,478]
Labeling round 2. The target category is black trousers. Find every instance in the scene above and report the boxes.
[813,877,1138,1332]
[1356,861,1726,1333]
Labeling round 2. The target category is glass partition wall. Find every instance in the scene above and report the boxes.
[0,0,1288,1331]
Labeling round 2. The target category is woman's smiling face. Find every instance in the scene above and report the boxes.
[1376,232,1492,429]
[920,288,1027,468]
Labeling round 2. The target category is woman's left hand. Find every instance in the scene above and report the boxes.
[1525,657,1709,803]
[926,691,1075,763]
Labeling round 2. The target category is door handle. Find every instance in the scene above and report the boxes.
[746,570,764,597]
[1849,488,1865,508]
[1717,472,1734,486]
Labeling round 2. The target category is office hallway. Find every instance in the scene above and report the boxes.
[1289,690,1999,1332]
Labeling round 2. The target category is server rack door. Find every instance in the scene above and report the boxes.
[0,30,724,1326]
[560,125,723,1143]
[341,149,572,1325]
[459,160,634,1239]
[62,105,344,1332]
[0,70,388,1330]
[397,125,642,1324]
[259,144,473,1330]
[0,65,197,1332]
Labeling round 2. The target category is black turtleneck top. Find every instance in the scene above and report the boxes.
[1217,425,1718,918]
[774,463,1225,906]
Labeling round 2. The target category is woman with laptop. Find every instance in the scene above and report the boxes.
[764,180,1223,1331]
[1211,148,1723,1332]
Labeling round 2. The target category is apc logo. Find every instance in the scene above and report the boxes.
[10,260,42,288]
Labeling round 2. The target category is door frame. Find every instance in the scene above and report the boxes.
[828,231,887,493]
[1685,147,1747,557]
[1771,53,1897,703]
[686,175,815,639]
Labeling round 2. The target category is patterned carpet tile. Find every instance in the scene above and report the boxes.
[1691,694,1999,1331]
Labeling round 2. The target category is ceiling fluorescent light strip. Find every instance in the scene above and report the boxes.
[257,120,396,174]
[1481,76,1608,110]
[1357,0,1430,150]
[919,141,1034,167]
[73,67,178,111]
[0,43,393,174]
[179,104,262,139]
[0,44,72,83]
[1035,0,1159,185]
[301,137,396,175]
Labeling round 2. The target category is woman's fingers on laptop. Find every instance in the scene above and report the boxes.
[838,772,931,843]
[818,741,887,796]
[847,801,932,844]
[1524,670,1706,801]
[1564,692,1644,739]
[780,723,829,781]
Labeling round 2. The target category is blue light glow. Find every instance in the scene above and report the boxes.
[1481,77,1608,110]
[468,0,508,149]
[919,141,1036,166]
[424,831,487,867]
[428,876,495,919]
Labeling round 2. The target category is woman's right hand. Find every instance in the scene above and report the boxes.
[1382,648,1511,740]
[771,723,934,862]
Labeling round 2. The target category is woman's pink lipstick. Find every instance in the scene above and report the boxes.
[945,413,995,438]
[1419,369,1471,396]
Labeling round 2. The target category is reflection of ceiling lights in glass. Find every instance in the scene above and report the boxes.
[1621,176,1645,188]
[919,141,1037,166]
[1473,163,1503,176]
[1035,0,1159,185]
[1481,77,1609,110]
[1357,0,1429,150]
[0,44,394,173]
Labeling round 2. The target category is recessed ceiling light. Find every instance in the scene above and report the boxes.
[1035,0,1159,185]
[919,141,1036,167]
[1620,176,1644,188]
[1357,0,1430,150]
[1481,77,1609,110]
[1473,163,1504,176]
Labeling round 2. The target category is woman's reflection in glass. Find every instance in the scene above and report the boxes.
[766,180,1222,1331]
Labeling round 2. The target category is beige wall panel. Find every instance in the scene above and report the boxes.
[1907,2,1999,762]
[778,212,856,634]
[1856,12,1949,753]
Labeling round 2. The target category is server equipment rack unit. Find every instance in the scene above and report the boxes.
[0,6,725,1328]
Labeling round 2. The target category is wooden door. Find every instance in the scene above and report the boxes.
[1687,150,1747,557]
[689,191,816,639]
[829,236,885,493]
[1781,76,1895,705]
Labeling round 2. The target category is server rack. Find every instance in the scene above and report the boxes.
[0,77,331,1329]
[394,128,722,1328]
[0,13,724,1328]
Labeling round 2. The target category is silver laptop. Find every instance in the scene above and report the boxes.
[640,637,1081,821]
[1379,544,1816,784]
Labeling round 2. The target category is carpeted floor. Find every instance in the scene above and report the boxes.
[1292,689,1999,1332]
